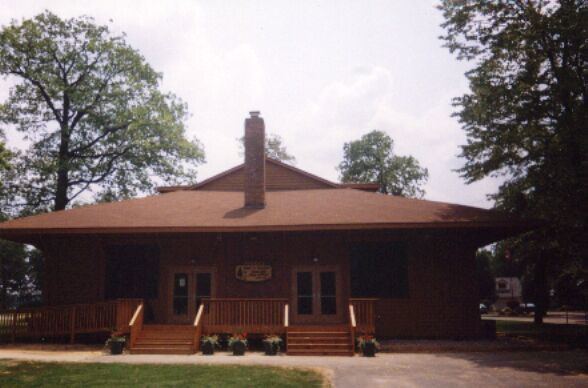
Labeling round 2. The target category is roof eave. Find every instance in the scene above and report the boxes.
[0,220,537,240]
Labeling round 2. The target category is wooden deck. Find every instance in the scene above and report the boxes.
[0,299,142,343]
[2,298,376,355]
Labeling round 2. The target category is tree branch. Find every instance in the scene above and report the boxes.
[68,122,131,156]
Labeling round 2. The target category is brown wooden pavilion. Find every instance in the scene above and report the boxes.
[0,112,532,355]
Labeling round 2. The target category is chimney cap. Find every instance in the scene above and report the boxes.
[249,111,261,118]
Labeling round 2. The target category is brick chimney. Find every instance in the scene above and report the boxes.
[244,111,266,208]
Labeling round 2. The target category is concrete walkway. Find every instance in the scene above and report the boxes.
[0,347,587,387]
[484,313,588,325]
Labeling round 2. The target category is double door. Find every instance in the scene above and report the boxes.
[292,265,343,323]
[169,267,215,324]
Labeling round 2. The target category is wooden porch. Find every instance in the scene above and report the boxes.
[1,298,376,356]
[0,299,142,343]
[131,298,376,355]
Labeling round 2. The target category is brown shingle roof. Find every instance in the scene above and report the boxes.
[0,188,526,238]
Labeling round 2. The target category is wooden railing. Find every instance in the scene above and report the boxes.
[193,304,205,352]
[203,298,288,334]
[128,303,144,348]
[284,304,289,329]
[0,298,142,343]
[115,299,143,333]
[349,298,377,334]
[349,304,356,352]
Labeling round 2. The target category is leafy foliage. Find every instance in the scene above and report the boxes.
[0,11,204,213]
[0,135,41,308]
[439,0,587,321]
[238,133,296,164]
[476,249,498,305]
[338,130,429,198]
[0,141,10,173]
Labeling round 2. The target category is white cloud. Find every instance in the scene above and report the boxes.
[0,0,501,208]
[284,65,501,208]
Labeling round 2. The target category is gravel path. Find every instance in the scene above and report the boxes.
[1,347,587,387]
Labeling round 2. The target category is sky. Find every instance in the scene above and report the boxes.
[0,0,502,208]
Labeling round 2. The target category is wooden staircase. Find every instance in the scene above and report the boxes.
[286,325,354,356]
[130,325,195,354]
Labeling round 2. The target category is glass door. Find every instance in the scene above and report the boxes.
[171,272,190,323]
[169,267,215,323]
[292,266,342,324]
[296,271,314,316]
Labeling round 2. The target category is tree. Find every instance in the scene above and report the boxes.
[439,1,587,323]
[0,142,9,172]
[338,130,429,198]
[0,12,204,213]
[476,249,498,306]
[0,141,40,309]
[238,133,296,164]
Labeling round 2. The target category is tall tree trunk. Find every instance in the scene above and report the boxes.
[54,122,70,211]
[54,169,69,211]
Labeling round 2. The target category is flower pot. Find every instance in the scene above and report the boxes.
[232,341,246,356]
[362,342,376,357]
[109,340,125,355]
[201,341,215,355]
[263,341,278,355]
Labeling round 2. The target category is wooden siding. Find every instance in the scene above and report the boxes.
[196,161,335,191]
[40,230,481,339]
[41,237,105,305]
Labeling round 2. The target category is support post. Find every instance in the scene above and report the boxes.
[11,310,17,343]
[69,307,76,344]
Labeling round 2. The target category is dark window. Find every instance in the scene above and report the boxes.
[320,271,337,315]
[297,271,313,315]
[195,272,212,310]
[350,242,408,298]
[104,245,160,300]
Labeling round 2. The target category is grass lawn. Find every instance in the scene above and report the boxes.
[495,320,588,348]
[0,360,326,387]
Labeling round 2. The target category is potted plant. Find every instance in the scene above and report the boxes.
[200,335,220,355]
[263,335,282,355]
[228,333,248,356]
[357,334,379,357]
[106,335,126,355]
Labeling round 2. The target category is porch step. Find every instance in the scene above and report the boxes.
[130,324,196,355]
[133,339,193,345]
[130,347,194,355]
[287,327,354,356]
[287,349,354,356]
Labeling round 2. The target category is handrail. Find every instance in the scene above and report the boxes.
[129,304,144,349]
[193,304,205,353]
[284,304,289,328]
[194,304,204,327]
[129,304,143,327]
[349,303,356,354]
[349,304,356,328]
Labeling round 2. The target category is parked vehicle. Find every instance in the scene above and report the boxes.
[518,303,535,314]
[479,303,488,314]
